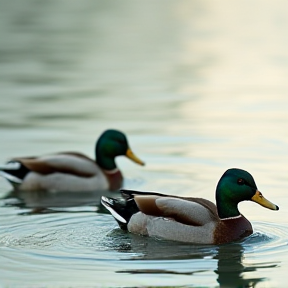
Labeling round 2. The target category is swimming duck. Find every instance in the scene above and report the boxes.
[101,168,279,244]
[0,129,145,192]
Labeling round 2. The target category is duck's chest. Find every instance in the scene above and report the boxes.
[213,216,253,244]
[103,169,123,191]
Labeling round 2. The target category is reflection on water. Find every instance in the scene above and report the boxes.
[3,189,117,208]
[1,0,288,287]
[215,244,262,287]
[108,229,280,287]
[0,194,287,287]
[2,189,119,215]
[1,185,286,287]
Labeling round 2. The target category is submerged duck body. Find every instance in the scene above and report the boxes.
[0,129,145,192]
[101,168,279,244]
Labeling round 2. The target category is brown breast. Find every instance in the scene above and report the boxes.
[213,215,253,244]
[103,170,123,191]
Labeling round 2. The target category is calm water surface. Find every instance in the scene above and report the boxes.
[1,1,288,287]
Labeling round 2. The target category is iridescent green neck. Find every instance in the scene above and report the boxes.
[216,195,240,219]
[96,153,117,170]
[216,183,241,219]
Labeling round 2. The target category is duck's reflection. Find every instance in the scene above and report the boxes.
[214,243,277,287]
[1,189,119,214]
[111,232,278,287]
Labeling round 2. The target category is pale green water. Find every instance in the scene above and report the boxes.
[1,1,288,287]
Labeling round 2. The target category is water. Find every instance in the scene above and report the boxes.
[1,0,288,287]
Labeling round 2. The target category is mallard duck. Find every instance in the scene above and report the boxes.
[101,168,279,244]
[0,129,145,192]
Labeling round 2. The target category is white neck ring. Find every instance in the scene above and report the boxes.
[220,215,242,221]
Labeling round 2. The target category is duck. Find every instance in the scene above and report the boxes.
[101,168,279,244]
[0,129,145,192]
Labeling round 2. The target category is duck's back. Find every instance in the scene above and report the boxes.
[14,152,97,177]
[14,153,109,192]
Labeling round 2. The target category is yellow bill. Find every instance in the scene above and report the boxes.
[126,148,145,166]
[251,190,279,210]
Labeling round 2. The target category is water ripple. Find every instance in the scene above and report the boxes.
[243,222,288,256]
[0,209,287,287]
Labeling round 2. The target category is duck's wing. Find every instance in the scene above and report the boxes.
[121,189,219,226]
[121,189,168,198]
[12,152,98,177]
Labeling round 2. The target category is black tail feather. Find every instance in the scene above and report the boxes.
[101,196,139,230]
[0,161,29,184]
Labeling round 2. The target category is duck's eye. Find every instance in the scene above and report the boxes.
[237,178,245,185]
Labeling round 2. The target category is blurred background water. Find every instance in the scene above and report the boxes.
[1,1,288,287]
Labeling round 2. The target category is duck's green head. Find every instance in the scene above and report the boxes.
[96,129,145,170]
[216,168,279,219]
